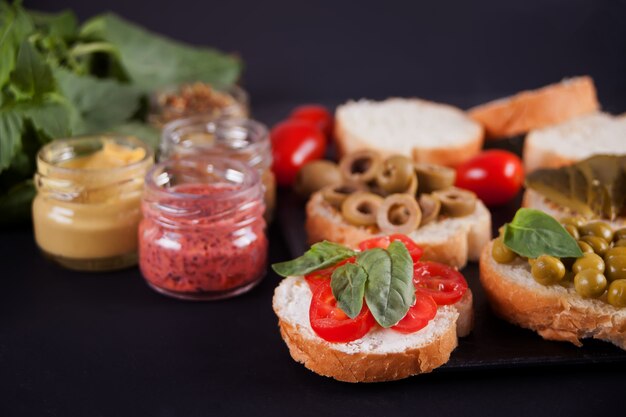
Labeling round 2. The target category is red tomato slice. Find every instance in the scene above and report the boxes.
[304,257,355,292]
[413,262,468,305]
[309,280,376,343]
[391,292,437,334]
[358,234,423,262]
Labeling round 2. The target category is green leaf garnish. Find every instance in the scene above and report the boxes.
[330,263,367,319]
[271,241,356,277]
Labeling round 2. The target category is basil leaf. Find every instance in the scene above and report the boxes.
[503,208,583,258]
[360,242,415,328]
[272,241,355,277]
[331,263,367,319]
[0,109,24,172]
[0,1,34,87]
[10,40,55,99]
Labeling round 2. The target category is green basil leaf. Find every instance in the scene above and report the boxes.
[272,241,355,277]
[331,263,367,319]
[10,40,55,99]
[503,208,584,258]
[0,109,24,172]
[0,1,34,87]
[30,9,78,40]
[360,242,415,328]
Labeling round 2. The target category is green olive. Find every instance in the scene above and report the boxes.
[376,155,415,193]
[579,236,609,256]
[339,150,383,184]
[531,255,566,285]
[321,183,363,208]
[572,253,605,274]
[492,237,517,264]
[433,187,477,217]
[578,221,614,242]
[561,216,585,228]
[574,269,608,298]
[613,228,626,242]
[564,224,580,240]
[607,279,626,308]
[577,240,594,254]
[414,163,455,193]
[341,192,384,226]
[376,193,421,234]
[605,254,626,282]
[293,160,342,198]
[614,239,626,248]
[418,193,441,226]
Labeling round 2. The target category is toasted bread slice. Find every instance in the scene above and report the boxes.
[468,76,599,139]
[305,191,492,268]
[335,98,483,167]
[480,241,626,349]
[273,276,473,382]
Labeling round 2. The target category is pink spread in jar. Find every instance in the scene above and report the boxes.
[138,156,267,300]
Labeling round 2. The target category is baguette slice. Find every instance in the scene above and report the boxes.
[468,76,599,139]
[480,241,626,349]
[273,276,473,382]
[523,112,626,173]
[335,98,483,167]
[306,191,492,268]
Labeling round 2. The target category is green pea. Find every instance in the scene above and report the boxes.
[605,255,626,282]
[579,236,609,256]
[492,238,517,264]
[561,216,585,228]
[572,253,605,274]
[574,269,608,298]
[579,221,614,242]
[607,279,626,308]
[564,224,580,240]
[531,255,566,286]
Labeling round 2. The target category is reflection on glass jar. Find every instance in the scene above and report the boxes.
[160,116,276,221]
[138,156,268,300]
[32,136,154,271]
[148,83,249,128]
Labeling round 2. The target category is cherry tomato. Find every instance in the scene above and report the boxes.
[270,120,326,186]
[304,257,355,292]
[289,104,333,138]
[358,234,424,263]
[413,262,468,305]
[455,150,524,206]
[391,292,437,334]
[309,280,376,343]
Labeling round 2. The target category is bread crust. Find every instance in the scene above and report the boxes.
[522,139,578,173]
[469,76,599,139]
[479,241,626,349]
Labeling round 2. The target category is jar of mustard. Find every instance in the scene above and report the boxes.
[32,136,154,271]
[160,116,276,220]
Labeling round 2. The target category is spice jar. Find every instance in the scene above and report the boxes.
[148,82,249,128]
[160,116,276,220]
[138,156,268,300]
[32,136,154,271]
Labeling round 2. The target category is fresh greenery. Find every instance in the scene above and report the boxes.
[272,240,416,328]
[503,208,584,258]
[0,1,242,226]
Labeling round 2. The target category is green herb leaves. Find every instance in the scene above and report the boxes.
[503,208,583,258]
[331,264,367,319]
[272,241,356,277]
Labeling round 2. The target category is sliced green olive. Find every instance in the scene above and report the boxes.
[433,187,477,217]
[577,240,594,254]
[418,193,441,226]
[613,228,626,242]
[607,279,626,308]
[376,193,421,234]
[492,237,517,264]
[574,269,608,298]
[531,255,566,285]
[572,253,605,274]
[561,216,586,228]
[564,224,580,240]
[339,150,382,184]
[376,155,415,193]
[605,254,626,282]
[293,160,342,198]
[578,221,614,242]
[341,192,384,226]
[321,183,364,209]
[579,235,609,256]
[414,163,455,193]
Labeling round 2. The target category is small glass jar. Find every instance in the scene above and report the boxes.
[160,116,276,220]
[32,136,154,271]
[138,156,268,300]
[148,83,249,128]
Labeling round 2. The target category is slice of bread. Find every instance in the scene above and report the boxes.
[523,112,626,173]
[468,76,599,139]
[305,191,492,268]
[480,241,626,349]
[273,276,473,382]
[335,98,484,167]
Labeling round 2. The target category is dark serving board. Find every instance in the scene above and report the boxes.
[276,149,626,371]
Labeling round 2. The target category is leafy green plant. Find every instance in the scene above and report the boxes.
[0,1,242,226]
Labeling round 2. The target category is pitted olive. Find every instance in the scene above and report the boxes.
[376,155,415,193]
[339,150,382,184]
[418,193,441,226]
[293,160,342,198]
[341,192,384,226]
[376,193,421,234]
[321,183,364,208]
[414,163,455,193]
[433,187,477,217]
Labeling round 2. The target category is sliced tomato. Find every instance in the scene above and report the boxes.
[391,292,437,334]
[413,261,468,305]
[358,234,423,262]
[309,280,376,343]
[304,256,355,292]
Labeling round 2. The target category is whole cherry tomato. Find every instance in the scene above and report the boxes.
[270,120,326,186]
[289,104,333,138]
[455,150,524,206]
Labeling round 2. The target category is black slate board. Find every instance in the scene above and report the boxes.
[276,165,626,372]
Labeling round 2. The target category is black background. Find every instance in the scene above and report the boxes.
[3,1,626,416]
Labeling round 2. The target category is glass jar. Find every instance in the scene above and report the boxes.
[138,156,268,300]
[32,136,154,271]
[148,83,249,128]
[160,116,276,220]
